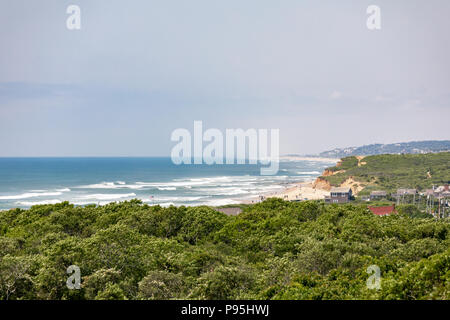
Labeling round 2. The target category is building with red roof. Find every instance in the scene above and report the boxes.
[368,205,396,216]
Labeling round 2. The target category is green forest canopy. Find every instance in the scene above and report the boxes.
[319,152,450,194]
[0,199,449,300]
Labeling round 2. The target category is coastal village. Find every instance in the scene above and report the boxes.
[267,180,450,219]
[233,153,450,219]
[221,182,450,219]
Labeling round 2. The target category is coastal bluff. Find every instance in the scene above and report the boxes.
[313,152,450,196]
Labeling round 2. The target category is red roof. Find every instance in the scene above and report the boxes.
[368,205,396,216]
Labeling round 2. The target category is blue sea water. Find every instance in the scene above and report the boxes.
[0,157,336,210]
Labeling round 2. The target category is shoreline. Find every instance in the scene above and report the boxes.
[233,157,338,205]
[236,178,329,204]
[0,157,337,210]
[0,179,330,210]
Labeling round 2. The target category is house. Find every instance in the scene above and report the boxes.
[370,191,387,201]
[394,188,417,199]
[360,195,370,201]
[434,185,449,193]
[434,185,450,197]
[396,188,417,196]
[368,205,396,216]
[325,187,352,204]
[425,185,450,198]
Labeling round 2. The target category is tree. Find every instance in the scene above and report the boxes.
[138,271,185,300]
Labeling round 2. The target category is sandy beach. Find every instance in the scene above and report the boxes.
[274,181,329,201]
[239,179,329,204]
[236,156,337,204]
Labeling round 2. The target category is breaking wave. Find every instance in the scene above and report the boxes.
[0,192,63,200]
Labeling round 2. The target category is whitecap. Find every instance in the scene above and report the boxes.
[16,199,62,206]
[0,192,63,200]
[136,176,252,189]
[197,188,250,196]
[77,182,146,190]
[158,187,176,191]
[75,193,137,201]
[143,196,206,202]
[72,200,119,206]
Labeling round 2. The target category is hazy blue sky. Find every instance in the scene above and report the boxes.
[0,0,449,156]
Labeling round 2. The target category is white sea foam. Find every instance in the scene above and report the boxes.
[0,192,63,200]
[0,158,333,211]
[136,176,254,189]
[72,200,118,206]
[195,187,250,196]
[75,193,137,201]
[76,176,287,194]
[77,182,117,189]
[158,187,177,191]
[216,182,256,187]
[76,176,270,194]
[16,199,62,206]
[135,181,209,188]
[77,182,146,190]
[143,196,206,202]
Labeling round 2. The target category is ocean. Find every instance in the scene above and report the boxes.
[0,157,337,210]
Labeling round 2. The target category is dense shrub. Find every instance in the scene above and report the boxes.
[0,198,449,300]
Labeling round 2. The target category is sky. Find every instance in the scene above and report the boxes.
[0,0,449,156]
